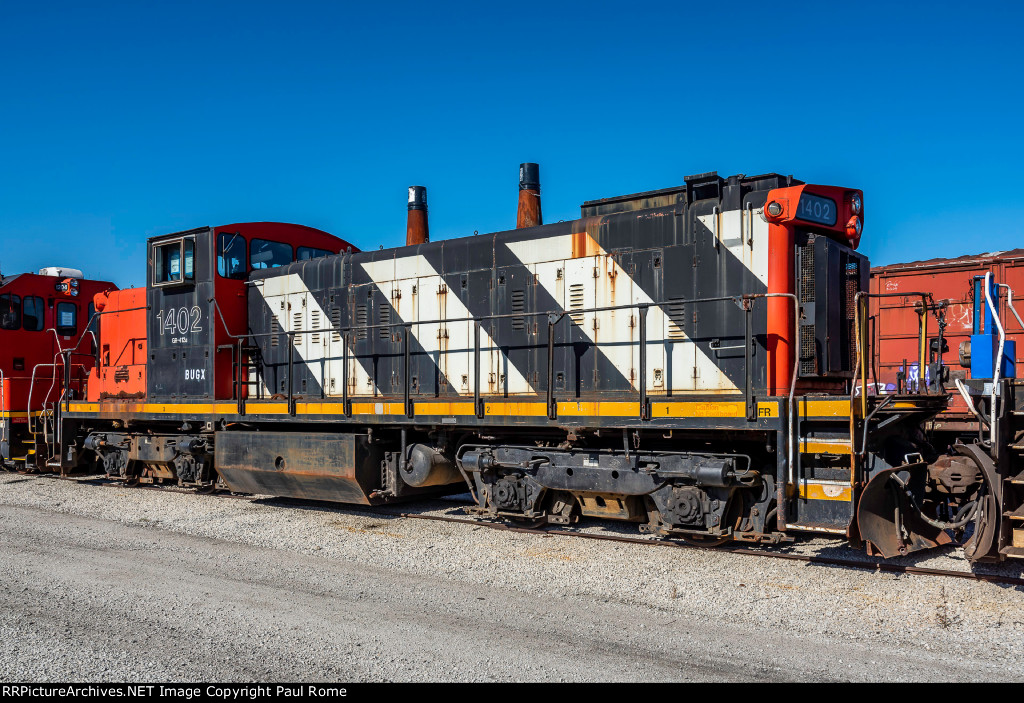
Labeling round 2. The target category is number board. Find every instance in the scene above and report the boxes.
[795,193,837,226]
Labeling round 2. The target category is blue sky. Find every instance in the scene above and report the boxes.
[1,1,1021,288]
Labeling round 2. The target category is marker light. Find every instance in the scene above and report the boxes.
[847,216,862,240]
[850,194,862,215]
[766,201,783,217]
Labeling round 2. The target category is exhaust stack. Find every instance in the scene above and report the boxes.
[406,185,429,246]
[516,163,542,229]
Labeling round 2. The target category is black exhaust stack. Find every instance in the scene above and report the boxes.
[406,185,429,246]
[516,163,542,229]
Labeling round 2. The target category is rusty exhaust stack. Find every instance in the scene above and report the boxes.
[406,185,429,246]
[516,163,542,229]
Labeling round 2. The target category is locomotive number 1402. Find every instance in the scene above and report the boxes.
[156,306,203,344]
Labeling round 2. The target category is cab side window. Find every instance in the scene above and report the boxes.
[0,294,21,330]
[56,302,77,336]
[217,233,248,280]
[153,237,195,285]
[297,246,334,261]
[22,296,44,331]
[250,239,293,270]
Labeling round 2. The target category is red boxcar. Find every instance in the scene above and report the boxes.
[1,267,116,469]
[869,249,1024,434]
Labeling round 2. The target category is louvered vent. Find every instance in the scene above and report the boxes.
[667,299,686,340]
[379,306,391,339]
[330,307,342,342]
[569,283,585,325]
[355,305,368,340]
[270,316,280,347]
[310,310,321,345]
[511,289,525,331]
[293,312,303,346]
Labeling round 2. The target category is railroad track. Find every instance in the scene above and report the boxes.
[21,472,1024,588]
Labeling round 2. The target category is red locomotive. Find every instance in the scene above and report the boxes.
[0,266,116,470]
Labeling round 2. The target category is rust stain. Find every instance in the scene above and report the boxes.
[571,231,602,258]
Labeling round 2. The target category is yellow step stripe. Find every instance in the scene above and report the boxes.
[798,399,851,418]
[800,440,853,455]
[797,482,853,502]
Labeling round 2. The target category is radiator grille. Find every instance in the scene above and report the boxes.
[799,243,816,375]
[844,259,860,371]
[800,324,816,375]
[799,243,815,303]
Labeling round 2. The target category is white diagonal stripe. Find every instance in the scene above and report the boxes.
[505,233,738,393]
[361,256,536,395]
[257,273,379,397]
[697,207,768,286]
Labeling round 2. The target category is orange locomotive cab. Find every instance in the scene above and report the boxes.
[87,288,148,401]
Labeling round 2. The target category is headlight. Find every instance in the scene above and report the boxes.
[70,279,79,288]
[850,194,862,215]
[853,217,862,235]
[766,201,783,217]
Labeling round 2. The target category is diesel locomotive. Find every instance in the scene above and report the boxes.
[23,165,1021,562]
[0,267,115,470]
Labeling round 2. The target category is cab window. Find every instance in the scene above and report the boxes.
[153,237,195,285]
[217,233,248,280]
[56,302,77,336]
[88,302,99,345]
[297,246,334,261]
[0,294,21,330]
[23,296,44,331]
[250,239,293,269]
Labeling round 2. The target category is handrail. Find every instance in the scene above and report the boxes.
[208,294,755,342]
[209,293,794,427]
[27,362,89,436]
[853,291,938,417]
[984,272,1004,450]
[998,283,1024,330]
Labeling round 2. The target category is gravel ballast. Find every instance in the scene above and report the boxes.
[1,474,1022,682]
